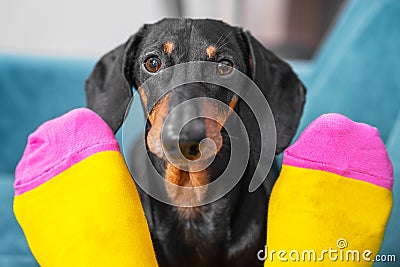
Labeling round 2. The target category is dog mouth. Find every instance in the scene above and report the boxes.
[164,163,210,212]
[143,92,238,209]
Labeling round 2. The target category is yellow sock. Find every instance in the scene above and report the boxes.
[13,108,158,267]
[264,114,393,266]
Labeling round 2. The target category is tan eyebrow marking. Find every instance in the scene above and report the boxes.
[206,45,216,59]
[163,41,175,55]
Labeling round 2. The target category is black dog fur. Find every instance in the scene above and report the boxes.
[85,18,305,267]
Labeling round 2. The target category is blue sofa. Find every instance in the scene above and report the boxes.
[0,0,399,265]
[0,56,93,266]
[291,0,400,265]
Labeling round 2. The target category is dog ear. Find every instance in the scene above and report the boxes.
[85,28,144,133]
[244,31,306,154]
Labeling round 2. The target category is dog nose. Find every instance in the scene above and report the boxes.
[162,119,206,160]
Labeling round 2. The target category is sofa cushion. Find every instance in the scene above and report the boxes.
[0,174,37,266]
[375,111,400,266]
[297,0,400,143]
[0,55,94,174]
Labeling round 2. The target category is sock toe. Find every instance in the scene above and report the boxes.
[284,113,393,190]
[266,114,394,266]
[14,108,120,195]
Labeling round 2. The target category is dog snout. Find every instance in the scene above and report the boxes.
[161,86,207,160]
[162,117,206,160]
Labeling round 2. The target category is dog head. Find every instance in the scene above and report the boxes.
[85,18,305,208]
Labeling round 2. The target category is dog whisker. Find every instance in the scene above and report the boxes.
[214,33,225,48]
[216,40,230,50]
[226,134,241,140]
[216,31,233,50]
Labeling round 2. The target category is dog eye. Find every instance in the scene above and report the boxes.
[216,59,233,75]
[144,56,162,73]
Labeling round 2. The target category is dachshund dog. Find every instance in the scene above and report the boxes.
[85,18,305,267]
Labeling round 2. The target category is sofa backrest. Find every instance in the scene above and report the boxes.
[0,55,94,174]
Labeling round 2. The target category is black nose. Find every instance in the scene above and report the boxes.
[162,119,206,160]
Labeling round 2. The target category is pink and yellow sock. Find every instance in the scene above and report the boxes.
[13,108,158,266]
[265,114,393,266]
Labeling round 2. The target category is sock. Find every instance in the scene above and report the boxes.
[264,114,393,266]
[13,108,158,267]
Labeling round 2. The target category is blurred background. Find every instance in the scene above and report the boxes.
[0,0,344,59]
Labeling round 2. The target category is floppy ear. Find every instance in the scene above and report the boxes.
[85,29,144,133]
[244,31,306,154]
